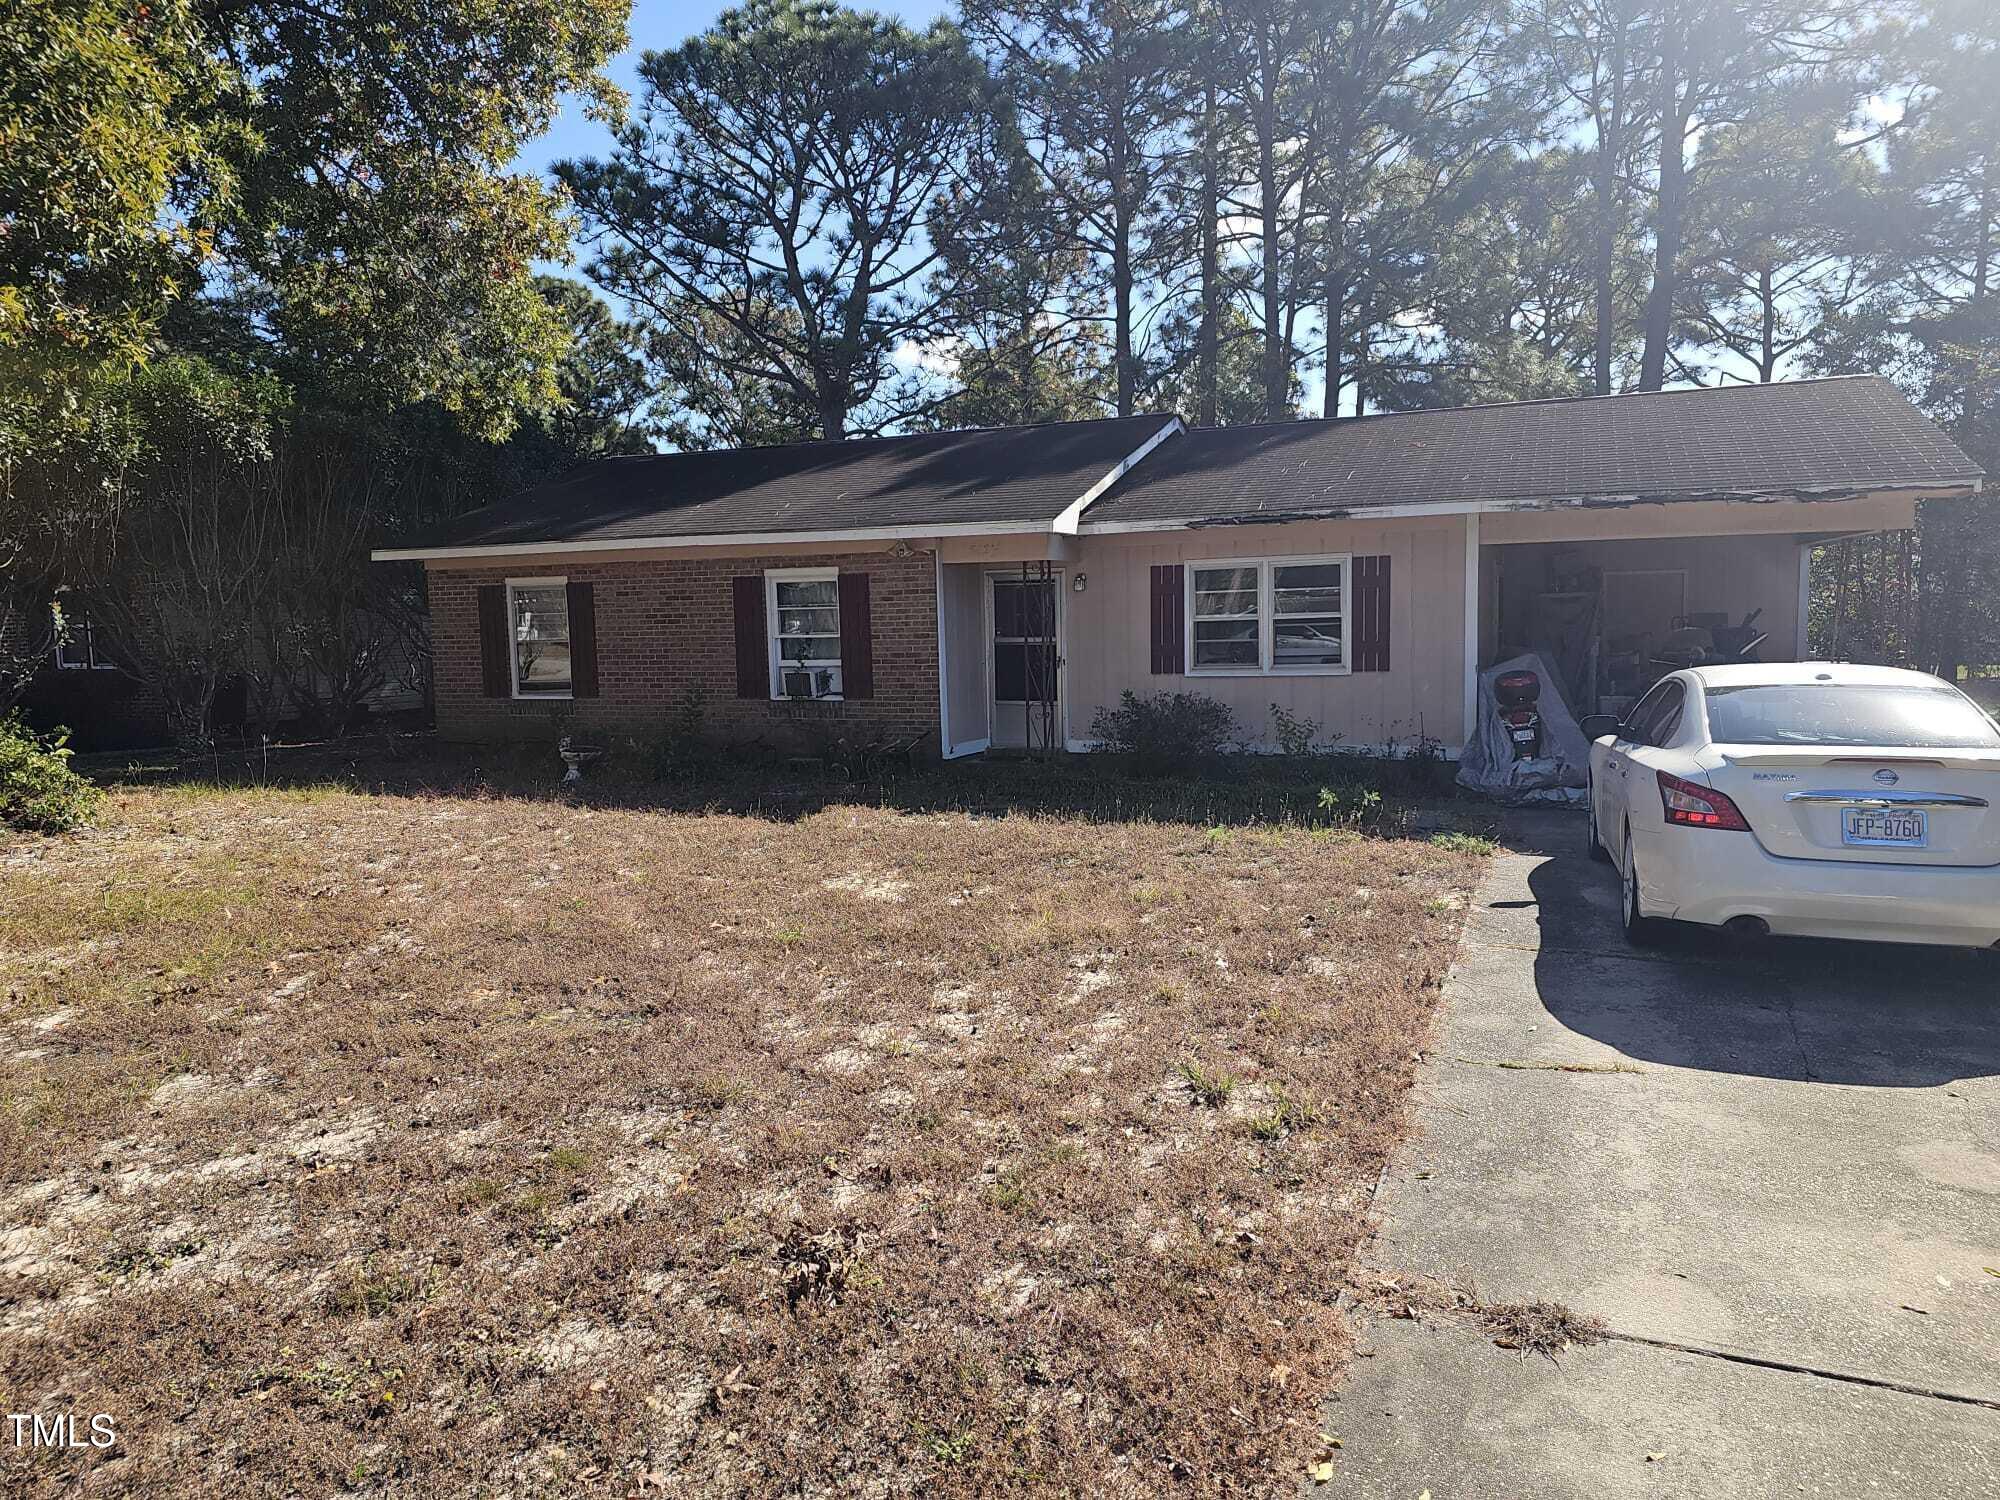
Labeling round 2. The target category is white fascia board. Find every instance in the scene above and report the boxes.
[370,517,1056,564]
[1075,482,1966,535]
[1079,501,1490,534]
[1052,418,1185,536]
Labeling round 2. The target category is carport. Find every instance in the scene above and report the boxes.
[1471,490,1924,724]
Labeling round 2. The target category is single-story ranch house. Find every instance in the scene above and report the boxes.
[374,376,1983,758]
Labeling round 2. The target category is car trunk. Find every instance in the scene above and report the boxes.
[1697,746,2000,867]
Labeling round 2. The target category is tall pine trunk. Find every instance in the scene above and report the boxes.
[1591,10,1627,396]
[1259,135,1285,418]
[1639,17,1689,392]
[1255,37,1287,421]
[1197,83,1221,428]
[1758,264,1777,382]
[1113,209,1136,416]
[1322,210,1345,419]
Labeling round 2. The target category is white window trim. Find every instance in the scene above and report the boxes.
[1184,554,1354,677]
[51,602,116,671]
[765,566,843,702]
[506,575,573,701]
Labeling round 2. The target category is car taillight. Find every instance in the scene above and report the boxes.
[1657,770,1752,831]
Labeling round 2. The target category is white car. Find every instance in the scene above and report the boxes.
[1583,663,2000,949]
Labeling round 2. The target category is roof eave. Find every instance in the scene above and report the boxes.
[1075,477,1983,535]
[370,517,1067,563]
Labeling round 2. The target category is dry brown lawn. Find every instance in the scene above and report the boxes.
[0,776,1483,1497]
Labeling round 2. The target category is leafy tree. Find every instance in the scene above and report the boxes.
[507,278,657,467]
[1512,1,1870,394]
[1406,148,1631,404]
[560,0,997,440]
[962,0,1186,417]
[1299,0,1520,418]
[58,357,288,745]
[1214,0,1316,420]
[0,0,229,390]
[640,300,823,451]
[919,124,1114,428]
[1512,0,1646,396]
[1150,301,1293,425]
[3,0,626,452]
[1673,100,1877,383]
[1820,0,2000,680]
[203,0,629,437]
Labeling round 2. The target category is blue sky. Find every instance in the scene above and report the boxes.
[516,0,951,181]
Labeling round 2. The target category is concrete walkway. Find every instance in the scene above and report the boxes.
[1322,811,2000,1498]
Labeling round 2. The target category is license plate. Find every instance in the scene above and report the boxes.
[1842,807,1927,847]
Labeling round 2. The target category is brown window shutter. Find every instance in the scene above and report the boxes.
[1353,555,1391,672]
[566,581,598,697]
[477,585,510,697]
[1149,564,1185,674]
[732,576,767,697]
[838,572,874,699]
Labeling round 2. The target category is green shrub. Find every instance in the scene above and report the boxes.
[1268,702,1341,760]
[650,688,715,777]
[1315,781,1383,822]
[0,715,104,833]
[1089,690,1239,777]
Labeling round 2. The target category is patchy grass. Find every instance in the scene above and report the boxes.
[0,768,1486,1496]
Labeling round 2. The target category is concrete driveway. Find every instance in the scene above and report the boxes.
[1323,811,2000,1497]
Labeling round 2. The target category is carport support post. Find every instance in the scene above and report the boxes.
[1462,513,1481,749]
[1796,543,1812,657]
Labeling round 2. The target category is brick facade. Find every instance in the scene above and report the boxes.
[428,550,942,751]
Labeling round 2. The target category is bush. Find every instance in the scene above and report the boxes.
[650,689,716,777]
[1268,702,1341,764]
[1315,781,1383,822]
[0,715,104,833]
[1089,690,1240,776]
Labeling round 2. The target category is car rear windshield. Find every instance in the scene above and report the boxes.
[1705,683,2000,748]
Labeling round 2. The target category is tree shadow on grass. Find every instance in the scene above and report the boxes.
[80,731,1489,835]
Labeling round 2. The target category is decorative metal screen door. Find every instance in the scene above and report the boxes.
[990,570,1060,752]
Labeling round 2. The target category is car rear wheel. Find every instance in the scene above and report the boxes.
[1586,784,1611,863]
[1621,831,1664,947]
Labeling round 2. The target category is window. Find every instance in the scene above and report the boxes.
[767,568,842,699]
[1191,565,1260,668]
[1704,683,2000,749]
[1187,556,1349,674]
[507,578,572,697]
[1636,680,1685,746]
[51,600,114,670]
[1622,680,1674,743]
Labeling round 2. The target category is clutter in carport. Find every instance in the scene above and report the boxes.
[1457,651,1591,805]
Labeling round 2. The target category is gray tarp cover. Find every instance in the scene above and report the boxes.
[1456,652,1591,806]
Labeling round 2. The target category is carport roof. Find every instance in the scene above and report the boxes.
[1079,375,1983,529]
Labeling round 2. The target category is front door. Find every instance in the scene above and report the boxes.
[990,576,1061,750]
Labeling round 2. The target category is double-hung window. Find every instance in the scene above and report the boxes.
[51,599,113,670]
[767,568,842,699]
[507,578,572,697]
[1187,556,1350,675]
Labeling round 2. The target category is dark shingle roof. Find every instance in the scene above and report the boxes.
[388,414,1176,552]
[1082,376,1982,527]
